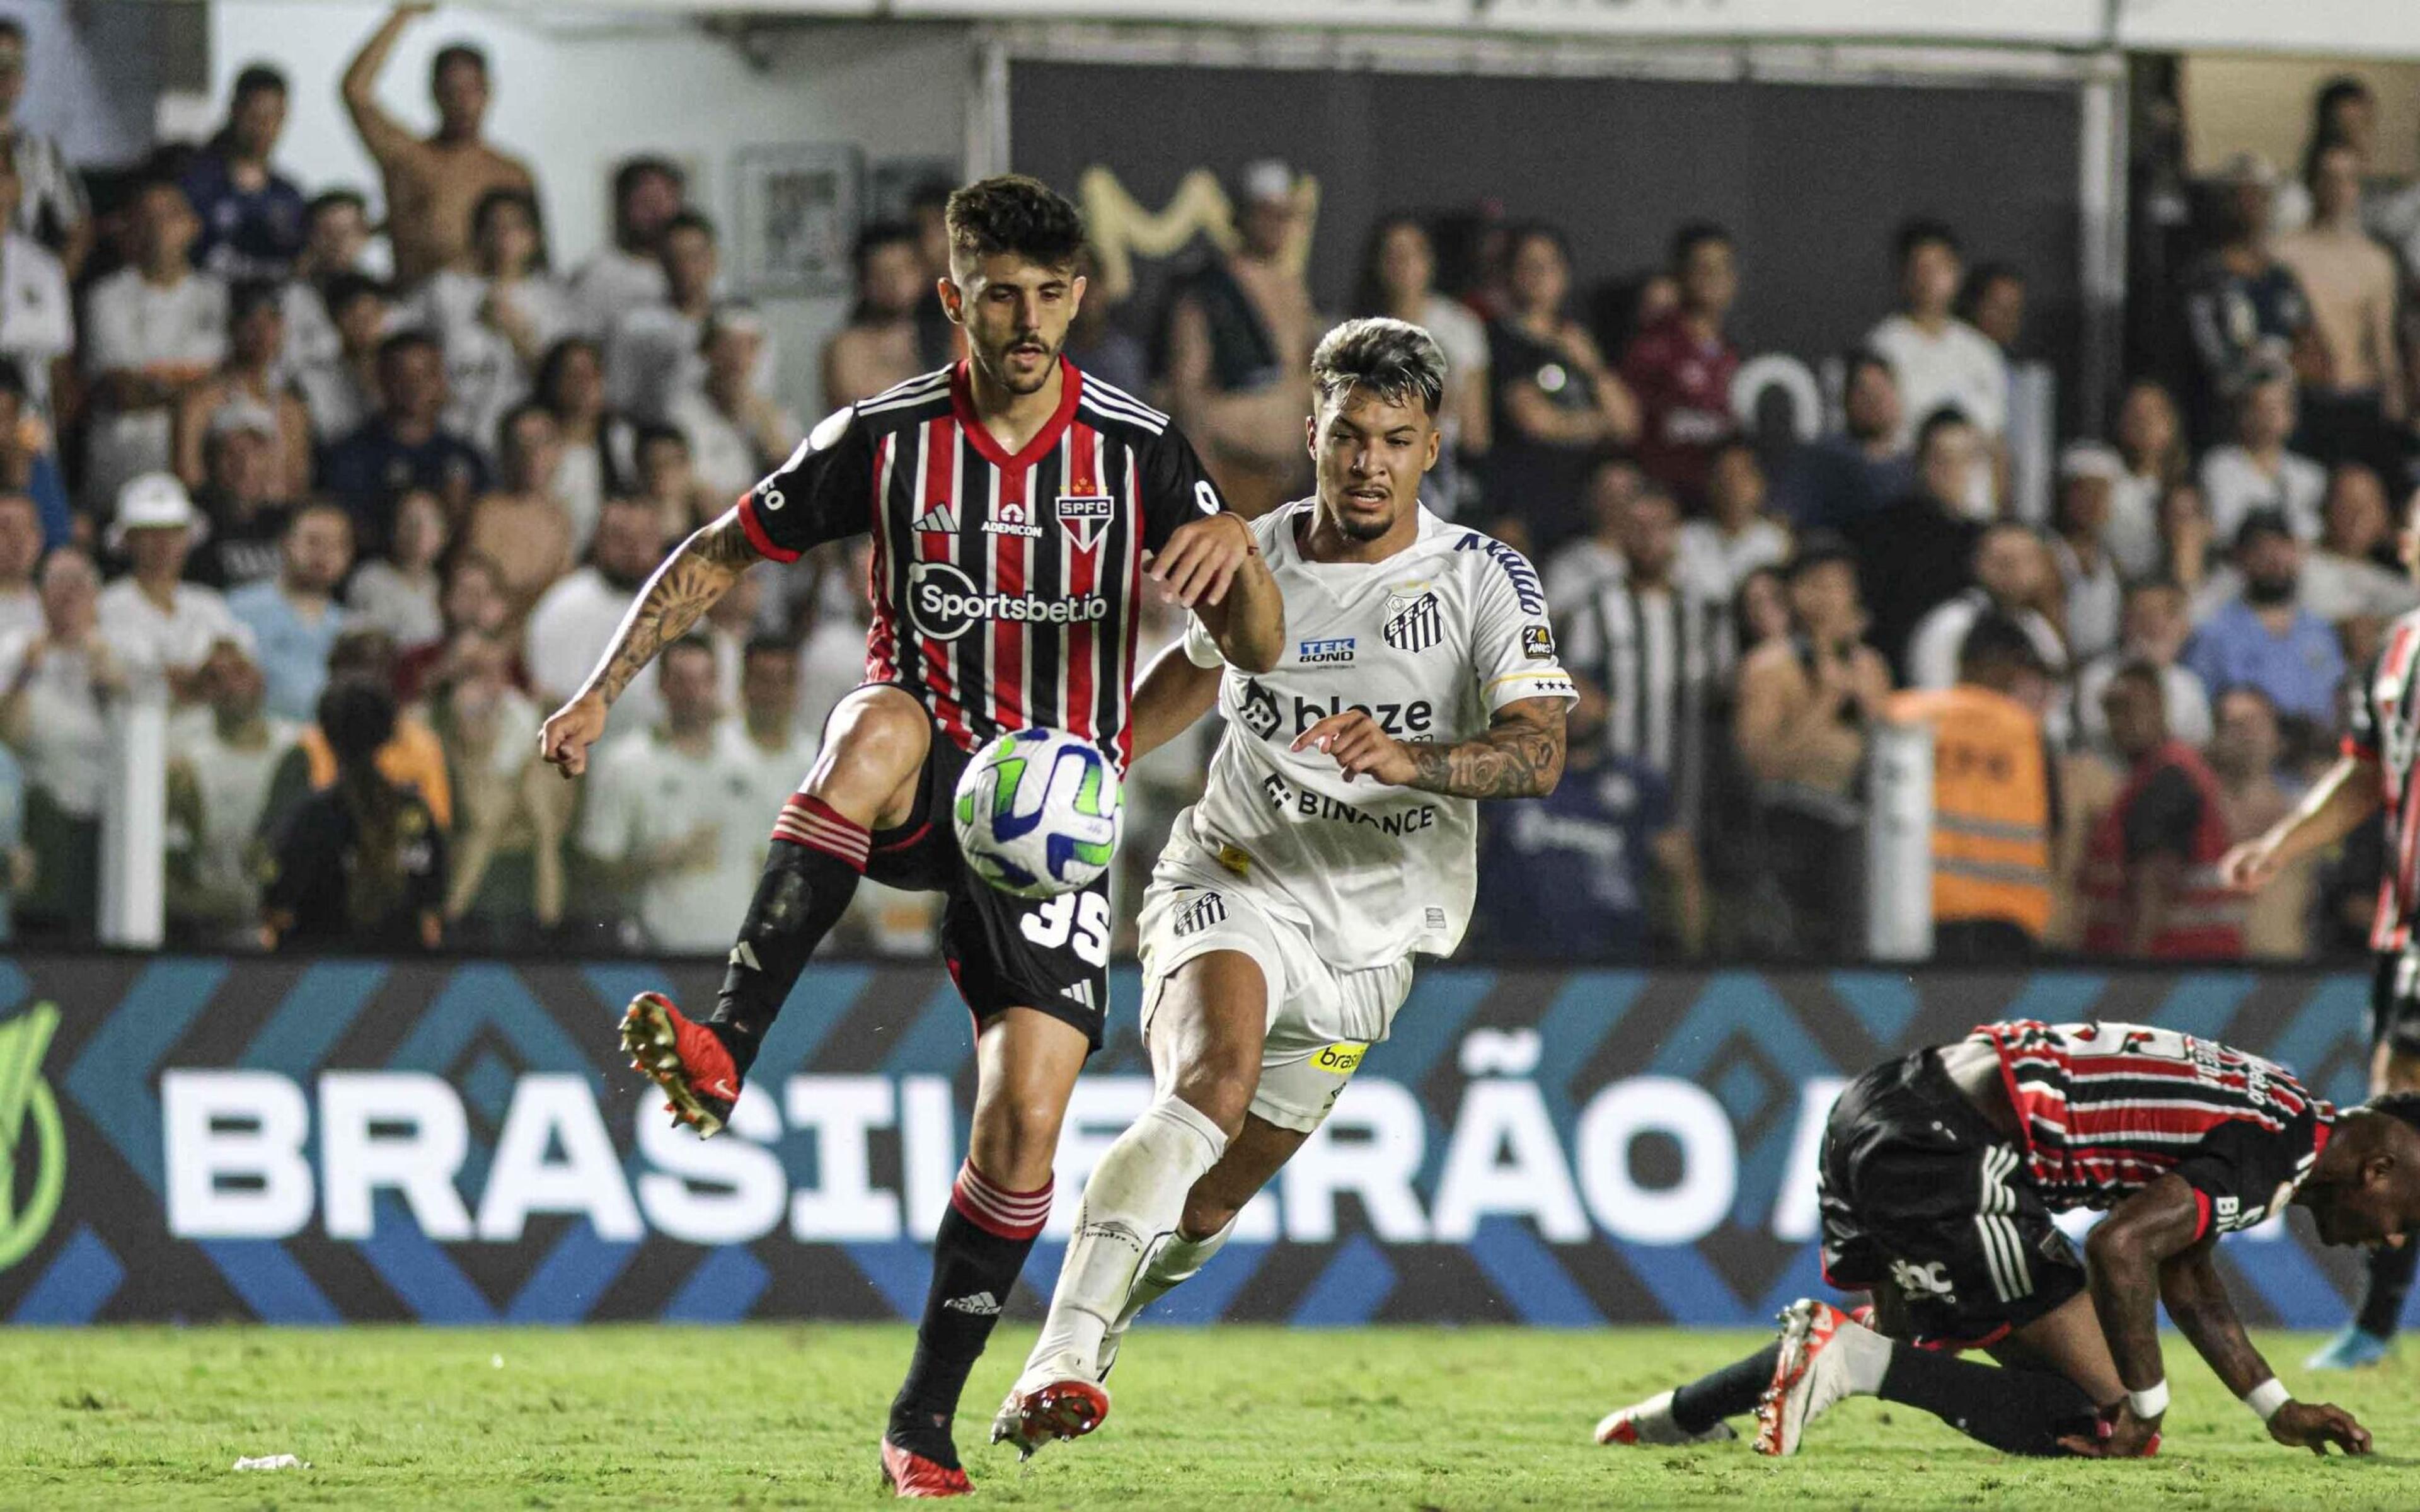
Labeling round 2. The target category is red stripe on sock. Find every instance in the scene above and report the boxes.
[769,795,870,869]
[950,1162,1052,1240]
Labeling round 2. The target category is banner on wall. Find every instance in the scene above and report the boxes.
[1478,0,2102,45]
[889,0,1470,24]
[0,954,2382,1327]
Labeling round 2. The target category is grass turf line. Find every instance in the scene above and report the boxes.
[0,1325,2412,1509]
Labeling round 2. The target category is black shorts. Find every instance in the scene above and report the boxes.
[2371,948,2420,1058]
[1817,1049,2085,1349]
[860,706,1109,1050]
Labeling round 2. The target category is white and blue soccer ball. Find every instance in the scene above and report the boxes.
[952,728,1123,898]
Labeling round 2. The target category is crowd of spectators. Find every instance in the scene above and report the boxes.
[1,10,2412,966]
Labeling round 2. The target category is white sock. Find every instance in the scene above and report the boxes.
[1834,1319,1893,1395]
[1023,1096,1228,1378]
[1112,1216,1238,1332]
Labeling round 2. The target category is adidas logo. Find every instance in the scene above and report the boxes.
[942,1290,1002,1316]
[1061,980,1098,1012]
[912,503,959,533]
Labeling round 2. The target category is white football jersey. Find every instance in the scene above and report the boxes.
[1171,499,1577,969]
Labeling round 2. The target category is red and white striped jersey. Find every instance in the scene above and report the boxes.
[1979,1020,2333,1235]
[2348,609,2420,951]
[734,358,1223,765]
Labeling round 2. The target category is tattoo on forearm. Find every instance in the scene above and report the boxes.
[584,515,758,704]
[1405,705,1566,800]
[2163,1256,2267,1394]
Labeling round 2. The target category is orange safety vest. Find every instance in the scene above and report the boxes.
[1886,685,2053,937]
[299,718,454,830]
[2079,740,2245,959]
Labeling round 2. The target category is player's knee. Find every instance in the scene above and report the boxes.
[818,689,929,781]
[1168,1059,1256,1139]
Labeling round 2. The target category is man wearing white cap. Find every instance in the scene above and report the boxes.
[94,472,250,699]
[1160,158,1317,517]
[187,400,292,592]
[2048,441,2124,662]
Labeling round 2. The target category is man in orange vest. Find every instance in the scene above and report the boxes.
[2081,663,2246,958]
[1886,613,2058,962]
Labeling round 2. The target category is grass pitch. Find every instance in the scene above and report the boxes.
[2,1324,2414,1509]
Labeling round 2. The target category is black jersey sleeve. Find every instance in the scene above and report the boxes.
[1137,425,1227,554]
[734,404,877,563]
[2167,1113,2321,1239]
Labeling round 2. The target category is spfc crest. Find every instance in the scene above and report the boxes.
[1057,494,1114,552]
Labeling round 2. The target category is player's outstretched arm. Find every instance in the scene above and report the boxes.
[2158,1237,2371,1455]
[1294,696,1565,799]
[1127,641,1224,764]
[537,510,761,778]
[2221,752,2380,891]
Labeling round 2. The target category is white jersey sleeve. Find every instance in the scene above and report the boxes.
[1463,537,1579,713]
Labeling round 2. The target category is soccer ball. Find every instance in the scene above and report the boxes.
[952,728,1123,898]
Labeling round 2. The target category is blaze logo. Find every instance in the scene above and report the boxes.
[0,1002,64,1273]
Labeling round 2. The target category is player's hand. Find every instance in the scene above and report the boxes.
[2059,1402,2160,1458]
[1144,513,1253,609]
[1293,709,1419,786]
[2218,834,2286,893]
[2267,1400,2371,1456]
[538,690,609,779]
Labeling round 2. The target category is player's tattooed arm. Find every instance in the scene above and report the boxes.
[1405,697,1567,799]
[2155,1239,2273,1399]
[582,510,761,706]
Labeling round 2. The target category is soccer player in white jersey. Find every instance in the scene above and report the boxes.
[991,316,1577,1455]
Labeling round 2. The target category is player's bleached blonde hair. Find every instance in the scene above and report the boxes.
[1311,317,1446,418]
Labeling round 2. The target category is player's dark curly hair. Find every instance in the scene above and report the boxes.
[944,175,1085,272]
[1311,317,1446,418]
[2360,1090,2420,1137]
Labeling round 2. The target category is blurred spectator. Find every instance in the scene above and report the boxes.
[2183,510,2345,729]
[1907,521,2066,692]
[321,330,489,543]
[0,361,65,549]
[632,421,716,542]
[2273,135,2405,471]
[184,404,290,592]
[0,154,72,423]
[906,178,961,372]
[428,629,561,936]
[404,186,572,452]
[164,638,295,942]
[2179,155,2319,443]
[2272,76,2377,235]
[2208,683,2314,959]
[2075,577,2214,753]
[577,636,766,952]
[292,272,388,443]
[1884,613,2058,963]
[1475,734,1703,961]
[606,210,720,424]
[2080,662,2245,959]
[461,402,572,628]
[672,302,798,504]
[1732,563,1792,656]
[346,487,447,649]
[263,677,446,951]
[1542,455,1637,610]
[731,636,816,830]
[1960,263,2028,356]
[536,335,635,553]
[395,549,514,701]
[83,179,226,507]
[0,742,22,941]
[171,280,311,500]
[1774,349,1911,530]
[570,156,683,338]
[0,20,90,276]
[2198,359,2324,546]
[1962,262,2048,520]
[1064,244,1148,399]
[280,628,452,831]
[2049,443,2124,662]
[0,547,117,936]
[96,473,246,699]
[1849,408,1982,676]
[2109,377,2188,580]
[1353,214,1489,515]
[228,503,354,723]
[795,538,876,740]
[1866,220,2005,467]
[342,5,536,290]
[0,491,37,642]
[1675,440,1787,602]
[180,64,305,282]
[1622,222,1740,506]
[1734,536,1891,954]
[525,496,668,730]
[1485,222,1639,554]
[279,192,375,384]
[2160,480,2217,600]
[1159,159,1318,518]
[2301,462,2420,624]
[822,220,930,410]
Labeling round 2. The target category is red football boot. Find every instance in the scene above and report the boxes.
[619,992,740,1138]
[879,1436,973,1498]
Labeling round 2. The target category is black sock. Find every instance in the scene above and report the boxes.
[889,1163,1053,1465]
[708,813,866,1077]
[1877,1346,2100,1457]
[1671,1343,1782,1434]
[2356,1240,2419,1338]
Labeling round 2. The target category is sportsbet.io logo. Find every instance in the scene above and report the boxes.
[0,1002,64,1273]
[908,561,1109,642]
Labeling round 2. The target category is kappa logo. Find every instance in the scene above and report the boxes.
[1238,678,1282,740]
[1057,494,1114,551]
[0,1002,65,1274]
[982,498,1043,539]
[1382,591,1443,653]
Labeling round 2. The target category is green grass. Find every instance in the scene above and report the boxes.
[1,1325,2413,1509]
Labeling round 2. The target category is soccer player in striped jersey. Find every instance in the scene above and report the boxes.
[2224,517,2420,1370]
[1595,1020,2420,1460]
[537,175,1283,1497]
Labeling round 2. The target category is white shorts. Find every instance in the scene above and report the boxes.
[1134,865,1415,1135]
